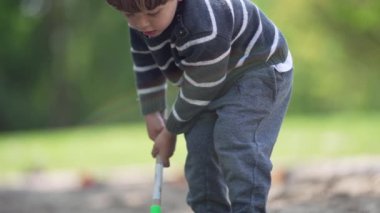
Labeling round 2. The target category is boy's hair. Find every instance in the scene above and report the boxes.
[106,0,169,13]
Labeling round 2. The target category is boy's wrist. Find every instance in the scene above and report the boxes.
[146,111,162,116]
[163,127,176,138]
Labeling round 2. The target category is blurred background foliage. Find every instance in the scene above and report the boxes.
[0,0,379,131]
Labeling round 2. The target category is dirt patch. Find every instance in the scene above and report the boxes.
[269,157,380,213]
[1,157,379,213]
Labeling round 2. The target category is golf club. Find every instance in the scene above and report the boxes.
[150,156,163,213]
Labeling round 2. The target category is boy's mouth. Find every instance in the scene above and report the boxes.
[143,30,158,37]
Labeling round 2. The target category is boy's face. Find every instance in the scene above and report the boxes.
[124,0,179,38]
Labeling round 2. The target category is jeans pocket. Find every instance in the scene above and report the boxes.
[269,66,279,101]
[273,68,293,104]
[235,66,278,106]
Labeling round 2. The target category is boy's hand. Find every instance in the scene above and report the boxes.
[151,128,177,167]
[144,112,165,141]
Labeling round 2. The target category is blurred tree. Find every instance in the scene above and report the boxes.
[313,0,380,110]
[0,0,50,130]
[0,0,135,131]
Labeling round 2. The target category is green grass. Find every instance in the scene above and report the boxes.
[0,123,188,176]
[272,112,380,166]
[0,113,379,176]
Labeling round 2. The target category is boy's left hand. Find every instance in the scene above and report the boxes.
[151,128,177,167]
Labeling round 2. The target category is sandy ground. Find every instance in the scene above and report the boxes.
[1,157,380,213]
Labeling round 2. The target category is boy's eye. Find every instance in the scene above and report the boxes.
[147,10,160,16]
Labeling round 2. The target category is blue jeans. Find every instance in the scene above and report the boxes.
[184,66,293,213]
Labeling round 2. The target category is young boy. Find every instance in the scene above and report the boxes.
[106,0,293,212]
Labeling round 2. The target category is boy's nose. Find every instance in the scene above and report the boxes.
[136,17,150,31]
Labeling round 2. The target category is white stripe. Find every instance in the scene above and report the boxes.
[184,72,226,88]
[179,90,210,106]
[236,6,262,68]
[224,0,235,26]
[148,39,171,51]
[181,48,230,66]
[266,26,279,61]
[273,51,293,72]
[172,107,187,122]
[176,0,217,51]
[231,0,248,44]
[172,76,184,86]
[133,64,158,72]
[137,84,167,95]
[130,48,150,54]
[159,58,174,70]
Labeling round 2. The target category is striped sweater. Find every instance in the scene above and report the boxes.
[130,0,293,134]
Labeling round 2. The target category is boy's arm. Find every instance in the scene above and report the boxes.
[130,29,167,116]
[130,31,175,164]
[144,112,165,141]
[165,35,231,134]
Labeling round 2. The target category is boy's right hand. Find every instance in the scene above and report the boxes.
[144,112,165,141]
[151,127,177,167]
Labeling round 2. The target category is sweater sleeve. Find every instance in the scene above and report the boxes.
[165,34,231,134]
[130,29,167,115]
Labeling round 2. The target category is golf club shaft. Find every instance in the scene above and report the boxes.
[152,156,163,205]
